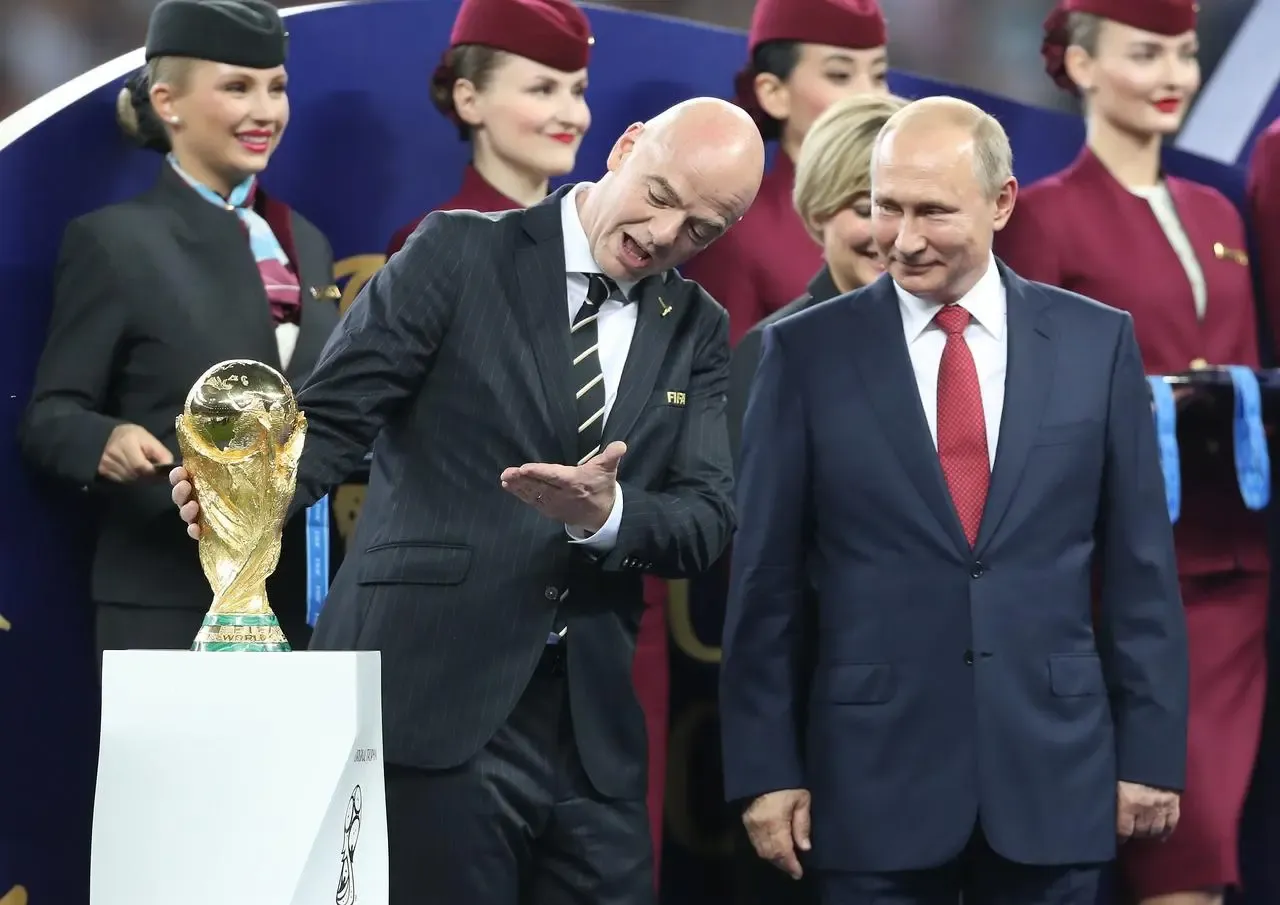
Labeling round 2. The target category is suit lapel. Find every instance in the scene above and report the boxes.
[602,273,680,445]
[153,167,281,370]
[849,278,970,554]
[975,264,1053,551]
[513,189,579,465]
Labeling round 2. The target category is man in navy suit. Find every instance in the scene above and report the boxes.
[719,96,1188,904]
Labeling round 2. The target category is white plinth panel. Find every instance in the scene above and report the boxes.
[91,650,387,905]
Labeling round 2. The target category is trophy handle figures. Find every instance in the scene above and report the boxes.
[176,359,306,651]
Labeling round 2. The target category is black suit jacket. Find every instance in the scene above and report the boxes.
[728,267,840,468]
[294,185,735,799]
[20,164,340,611]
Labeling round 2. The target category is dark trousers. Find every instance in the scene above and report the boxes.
[818,826,1105,905]
[385,644,654,905]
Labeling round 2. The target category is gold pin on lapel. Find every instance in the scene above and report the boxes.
[666,391,687,406]
[1213,242,1249,266]
[658,296,672,317]
[311,284,342,300]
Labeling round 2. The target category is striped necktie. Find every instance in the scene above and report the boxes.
[571,274,615,465]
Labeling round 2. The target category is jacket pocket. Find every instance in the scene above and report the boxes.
[357,542,472,586]
[1048,653,1105,697]
[816,662,895,704]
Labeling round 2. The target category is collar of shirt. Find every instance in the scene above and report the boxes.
[894,253,1006,343]
[561,183,639,299]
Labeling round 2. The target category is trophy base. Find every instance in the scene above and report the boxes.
[191,613,291,652]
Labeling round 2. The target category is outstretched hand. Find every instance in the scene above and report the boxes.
[500,441,625,532]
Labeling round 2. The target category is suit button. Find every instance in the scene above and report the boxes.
[970,562,985,579]
[964,650,975,665]
[544,586,559,600]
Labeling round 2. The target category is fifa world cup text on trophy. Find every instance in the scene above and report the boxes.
[176,359,306,652]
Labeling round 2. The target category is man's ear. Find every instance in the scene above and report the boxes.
[606,122,644,172]
[992,177,1018,232]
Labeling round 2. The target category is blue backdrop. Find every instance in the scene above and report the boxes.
[0,1,1276,902]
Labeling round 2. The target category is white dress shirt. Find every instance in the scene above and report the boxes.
[893,254,1007,468]
[559,184,636,549]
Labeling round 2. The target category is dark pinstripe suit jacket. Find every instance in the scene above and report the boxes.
[294,185,735,799]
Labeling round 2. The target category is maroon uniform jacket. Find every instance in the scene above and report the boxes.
[995,147,1266,577]
[385,165,522,258]
[1247,117,1280,358]
[681,151,823,345]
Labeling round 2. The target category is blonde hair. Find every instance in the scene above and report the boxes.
[874,96,1014,201]
[793,93,908,236]
[115,56,196,149]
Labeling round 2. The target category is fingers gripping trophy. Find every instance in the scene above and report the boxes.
[176,359,305,651]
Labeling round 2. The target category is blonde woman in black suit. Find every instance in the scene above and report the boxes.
[21,0,340,660]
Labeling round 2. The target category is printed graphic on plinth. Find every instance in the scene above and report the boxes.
[335,785,361,905]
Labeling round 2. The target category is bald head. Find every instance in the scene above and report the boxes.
[867,95,1018,305]
[875,96,1013,201]
[634,97,766,214]
[580,98,767,281]
[642,97,765,158]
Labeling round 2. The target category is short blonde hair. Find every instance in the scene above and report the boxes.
[874,96,1014,201]
[793,93,908,237]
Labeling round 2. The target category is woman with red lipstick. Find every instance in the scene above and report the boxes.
[995,3,1265,904]
[680,0,889,346]
[384,0,672,884]
[20,0,340,662]
[384,0,592,256]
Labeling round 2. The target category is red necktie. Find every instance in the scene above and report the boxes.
[934,305,989,547]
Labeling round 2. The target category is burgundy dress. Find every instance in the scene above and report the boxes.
[1247,118,1280,356]
[680,150,824,345]
[995,147,1268,897]
[387,164,672,877]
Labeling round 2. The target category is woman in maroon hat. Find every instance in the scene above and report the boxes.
[384,0,593,256]
[1248,118,1280,352]
[680,0,889,346]
[995,3,1265,903]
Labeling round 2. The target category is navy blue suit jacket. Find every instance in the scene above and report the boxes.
[720,262,1188,872]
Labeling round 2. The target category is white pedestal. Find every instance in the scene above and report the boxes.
[91,651,387,905]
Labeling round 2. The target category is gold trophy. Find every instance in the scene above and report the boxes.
[176,359,306,652]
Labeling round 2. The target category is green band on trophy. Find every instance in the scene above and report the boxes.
[177,359,307,654]
[190,613,293,652]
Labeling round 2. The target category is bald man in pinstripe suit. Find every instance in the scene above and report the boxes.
[172,97,764,905]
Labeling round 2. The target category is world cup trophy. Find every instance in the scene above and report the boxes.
[176,359,307,652]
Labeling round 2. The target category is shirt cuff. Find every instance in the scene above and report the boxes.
[566,485,623,550]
